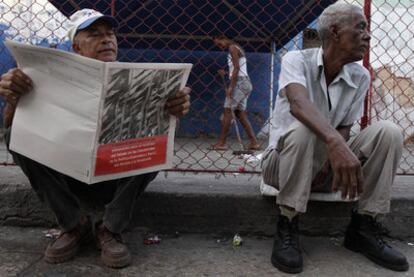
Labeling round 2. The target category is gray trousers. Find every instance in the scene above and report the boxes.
[262,120,403,214]
[5,129,157,233]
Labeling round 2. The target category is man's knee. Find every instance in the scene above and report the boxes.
[373,121,403,149]
[280,122,317,152]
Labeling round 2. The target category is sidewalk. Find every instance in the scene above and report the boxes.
[0,226,413,277]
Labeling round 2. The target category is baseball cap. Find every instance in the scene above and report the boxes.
[67,9,118,41]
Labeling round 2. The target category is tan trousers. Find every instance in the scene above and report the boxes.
[262,120,403,214]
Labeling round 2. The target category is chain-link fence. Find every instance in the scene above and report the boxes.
[0,0,413,174]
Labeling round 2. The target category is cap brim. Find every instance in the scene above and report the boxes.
[77,15,118,31]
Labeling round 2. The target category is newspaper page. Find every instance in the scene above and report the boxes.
[5,40,192,184]
[92,63,191,182]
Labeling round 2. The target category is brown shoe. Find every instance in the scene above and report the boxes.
[44,216,92,263]
[96,224,131,268]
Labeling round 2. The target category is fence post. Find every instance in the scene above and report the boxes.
[111,0,115,17]
[361,0,372,129]
[269,41,276,134]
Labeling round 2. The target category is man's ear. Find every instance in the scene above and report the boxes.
[329,25,340,42]
[72,42,80,53]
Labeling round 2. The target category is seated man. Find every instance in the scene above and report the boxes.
[0,9,190,268]
[261,2,409,274]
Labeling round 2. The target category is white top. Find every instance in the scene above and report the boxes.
[267,48,370,150]
[228,45,249,78]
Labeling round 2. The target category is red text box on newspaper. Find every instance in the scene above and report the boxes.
[94,135,167,176]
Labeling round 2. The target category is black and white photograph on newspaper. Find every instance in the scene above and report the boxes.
[99,68,185,144]
[94,65,191,178]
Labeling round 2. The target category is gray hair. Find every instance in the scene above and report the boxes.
[317,1,362,44]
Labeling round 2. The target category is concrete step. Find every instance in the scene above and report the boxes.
[1,166,413,238]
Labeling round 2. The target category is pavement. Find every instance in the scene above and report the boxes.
[1,226,413,277]
[1,148,414,276]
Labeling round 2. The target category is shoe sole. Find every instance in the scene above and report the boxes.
[344,240,409,272]
[44,245,79,264]
[271,257,303,274]
[101,252,131,268]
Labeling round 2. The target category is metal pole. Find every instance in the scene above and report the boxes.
[111,0,115,17]
[269,41,276,134]
[361,0,372,129]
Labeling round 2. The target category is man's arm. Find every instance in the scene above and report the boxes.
[0,68,33,128]
[286,83,363,199]
[227,45,240,99]
[3,103,16,128]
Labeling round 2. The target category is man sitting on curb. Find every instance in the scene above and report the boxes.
[261,2,409,274]
[0,9,190,268]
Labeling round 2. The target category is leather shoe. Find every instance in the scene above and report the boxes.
[96,224,131,268]
[44,216,92,263]
[271,215,303,274]
[344,211,409,272]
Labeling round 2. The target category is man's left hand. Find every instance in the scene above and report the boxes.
[165,86,191,117]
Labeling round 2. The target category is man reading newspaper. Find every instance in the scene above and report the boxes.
[0,9,190,268]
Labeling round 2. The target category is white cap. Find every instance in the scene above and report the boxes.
[66,9,118,42]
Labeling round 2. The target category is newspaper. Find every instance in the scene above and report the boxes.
[5,40,192,184]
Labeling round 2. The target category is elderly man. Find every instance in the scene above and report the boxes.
[0,9,190,268]
[262,2,409,274]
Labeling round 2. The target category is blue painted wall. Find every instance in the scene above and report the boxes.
[0,34,282,139]
[119,48,278,138]
[0,24,17,128]
[0,38,277,138]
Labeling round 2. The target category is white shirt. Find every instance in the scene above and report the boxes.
[228,45,249,78]
[267,48,370,149]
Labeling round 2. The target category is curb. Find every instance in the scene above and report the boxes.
[1,167,413,238]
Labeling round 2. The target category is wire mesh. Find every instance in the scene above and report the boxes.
[0,0,413,174]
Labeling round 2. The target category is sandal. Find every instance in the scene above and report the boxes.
[245,143,261,151]
[208,144,228,151]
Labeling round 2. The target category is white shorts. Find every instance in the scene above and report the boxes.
[224,77,252,111]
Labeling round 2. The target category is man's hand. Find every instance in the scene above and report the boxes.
[286,83,363,200]
[0,68,33,127]
[0,68,33,106]
[327,135,364,199]
[165,86,191,117]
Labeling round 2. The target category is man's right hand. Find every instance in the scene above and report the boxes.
[285,83,364,200]
[0,68,33,127]
[327,135,363,200]
[0,68,33,107]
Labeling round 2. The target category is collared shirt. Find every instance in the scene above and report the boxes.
[267,47,370,149]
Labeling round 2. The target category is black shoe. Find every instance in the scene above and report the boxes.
[271,215,303,274]
[344,211,409,272]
